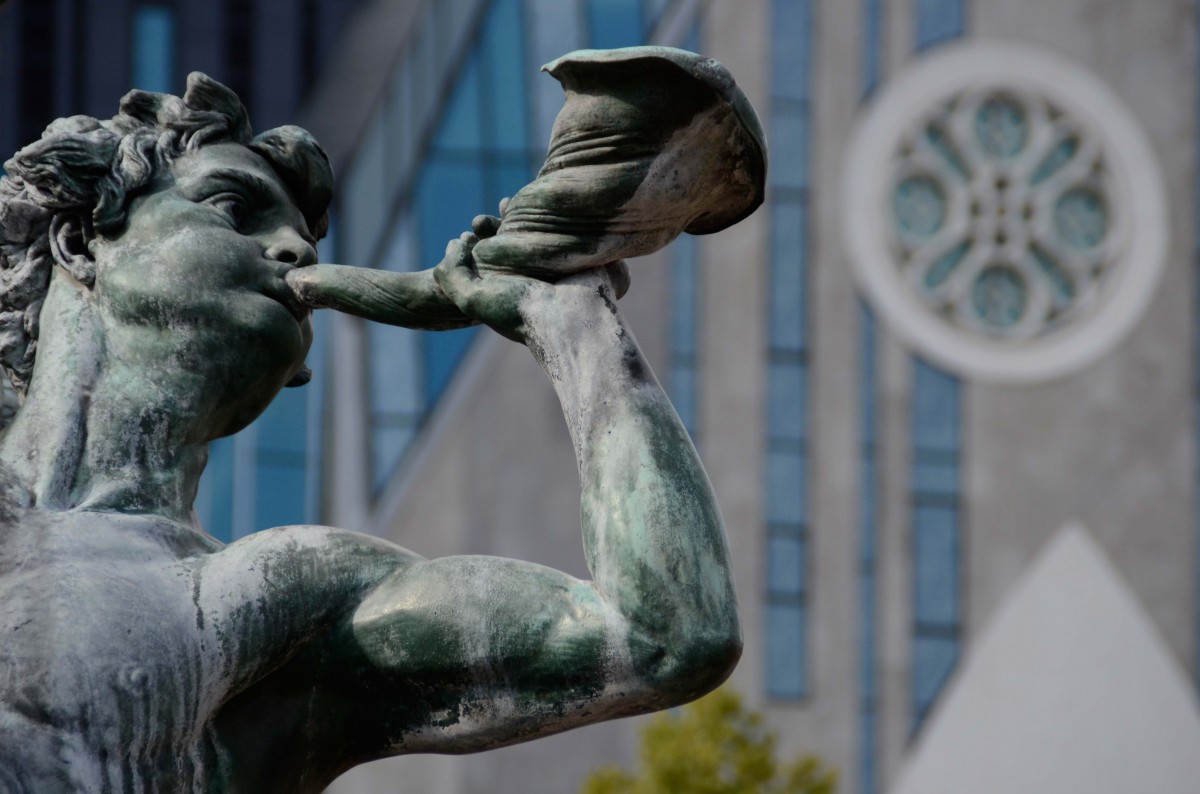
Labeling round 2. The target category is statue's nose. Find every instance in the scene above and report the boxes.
[264,227,318,268]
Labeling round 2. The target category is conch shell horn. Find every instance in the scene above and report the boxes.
[473,46,768,277]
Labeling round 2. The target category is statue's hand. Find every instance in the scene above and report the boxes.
[434,230,629,345]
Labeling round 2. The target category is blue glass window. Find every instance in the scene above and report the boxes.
[364,0,651,492]
[765,0,813,702]
[132,5,176,94]
[908,0,966,735]
[587,0,643,49]
[916,0,965,51]
[911,358,963,731]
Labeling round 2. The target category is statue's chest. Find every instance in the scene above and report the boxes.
[1,556,236,761]
[0,525,283,789]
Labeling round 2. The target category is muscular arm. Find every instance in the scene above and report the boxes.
[345,240,740,754]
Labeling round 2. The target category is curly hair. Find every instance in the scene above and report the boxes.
[0,72,332,397]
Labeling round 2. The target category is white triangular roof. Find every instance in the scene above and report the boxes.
[889,522,1200,794]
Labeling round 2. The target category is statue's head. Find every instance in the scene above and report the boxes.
[0,73,330,432]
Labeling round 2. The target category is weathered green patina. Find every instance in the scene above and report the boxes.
[0,48,763,792]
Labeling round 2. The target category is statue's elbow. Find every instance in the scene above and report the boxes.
[640,622,743,706]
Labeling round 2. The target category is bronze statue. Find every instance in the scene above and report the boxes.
[0,49,763,792]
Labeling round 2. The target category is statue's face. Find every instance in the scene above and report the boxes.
[88,142,316,436]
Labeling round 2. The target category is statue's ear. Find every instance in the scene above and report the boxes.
[48,213,97,288]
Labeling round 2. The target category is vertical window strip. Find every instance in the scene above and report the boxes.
[909,0,965,735]
[765,0,813,702]
[859,3,884,790]
[910,357,962,731]
[858,305,880,794]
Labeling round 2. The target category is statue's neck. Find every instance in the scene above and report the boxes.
[0,275,208,525]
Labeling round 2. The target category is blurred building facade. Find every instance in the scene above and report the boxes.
[4,1,1200,792]
[306,1,1200,792]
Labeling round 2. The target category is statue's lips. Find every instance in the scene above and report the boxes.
[263,281,310,324]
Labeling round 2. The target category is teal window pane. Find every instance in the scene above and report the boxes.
[132,5,176,94]
[770,202,809,349]
[768,535,807,595]
[913,635,959,725]
[255,385,307,457]
[587,0,643,49]
[768,361,808,443]
[435,51,484,151]
[424,327,479,404]
[480,0,528,152]
[198,436,235,543]
[371,425,419,491]
[766,604,807,699]
[254,386,309,530]
[910,356,963,732]
[766,449,807,525]
[490,161,534,210]
[770,107,810,190]
[772,0,811,102]
[913,358,961,450]
[255,459,306,530]
[416,158,486,265]
[913,504,960,626]
[916,0,965,51]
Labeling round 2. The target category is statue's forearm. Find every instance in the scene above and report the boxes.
[287,265,476,330]
[523,287,741,693]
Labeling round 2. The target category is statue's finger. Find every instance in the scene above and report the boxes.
[434,239,477,299]
[472,214,501,239]
[499,197,511,216]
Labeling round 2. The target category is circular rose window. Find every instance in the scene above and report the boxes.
[842,41,1167,382]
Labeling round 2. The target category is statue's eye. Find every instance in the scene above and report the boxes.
[209,193,247,227]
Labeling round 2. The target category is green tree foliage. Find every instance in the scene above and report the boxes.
[581,688,838,794]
